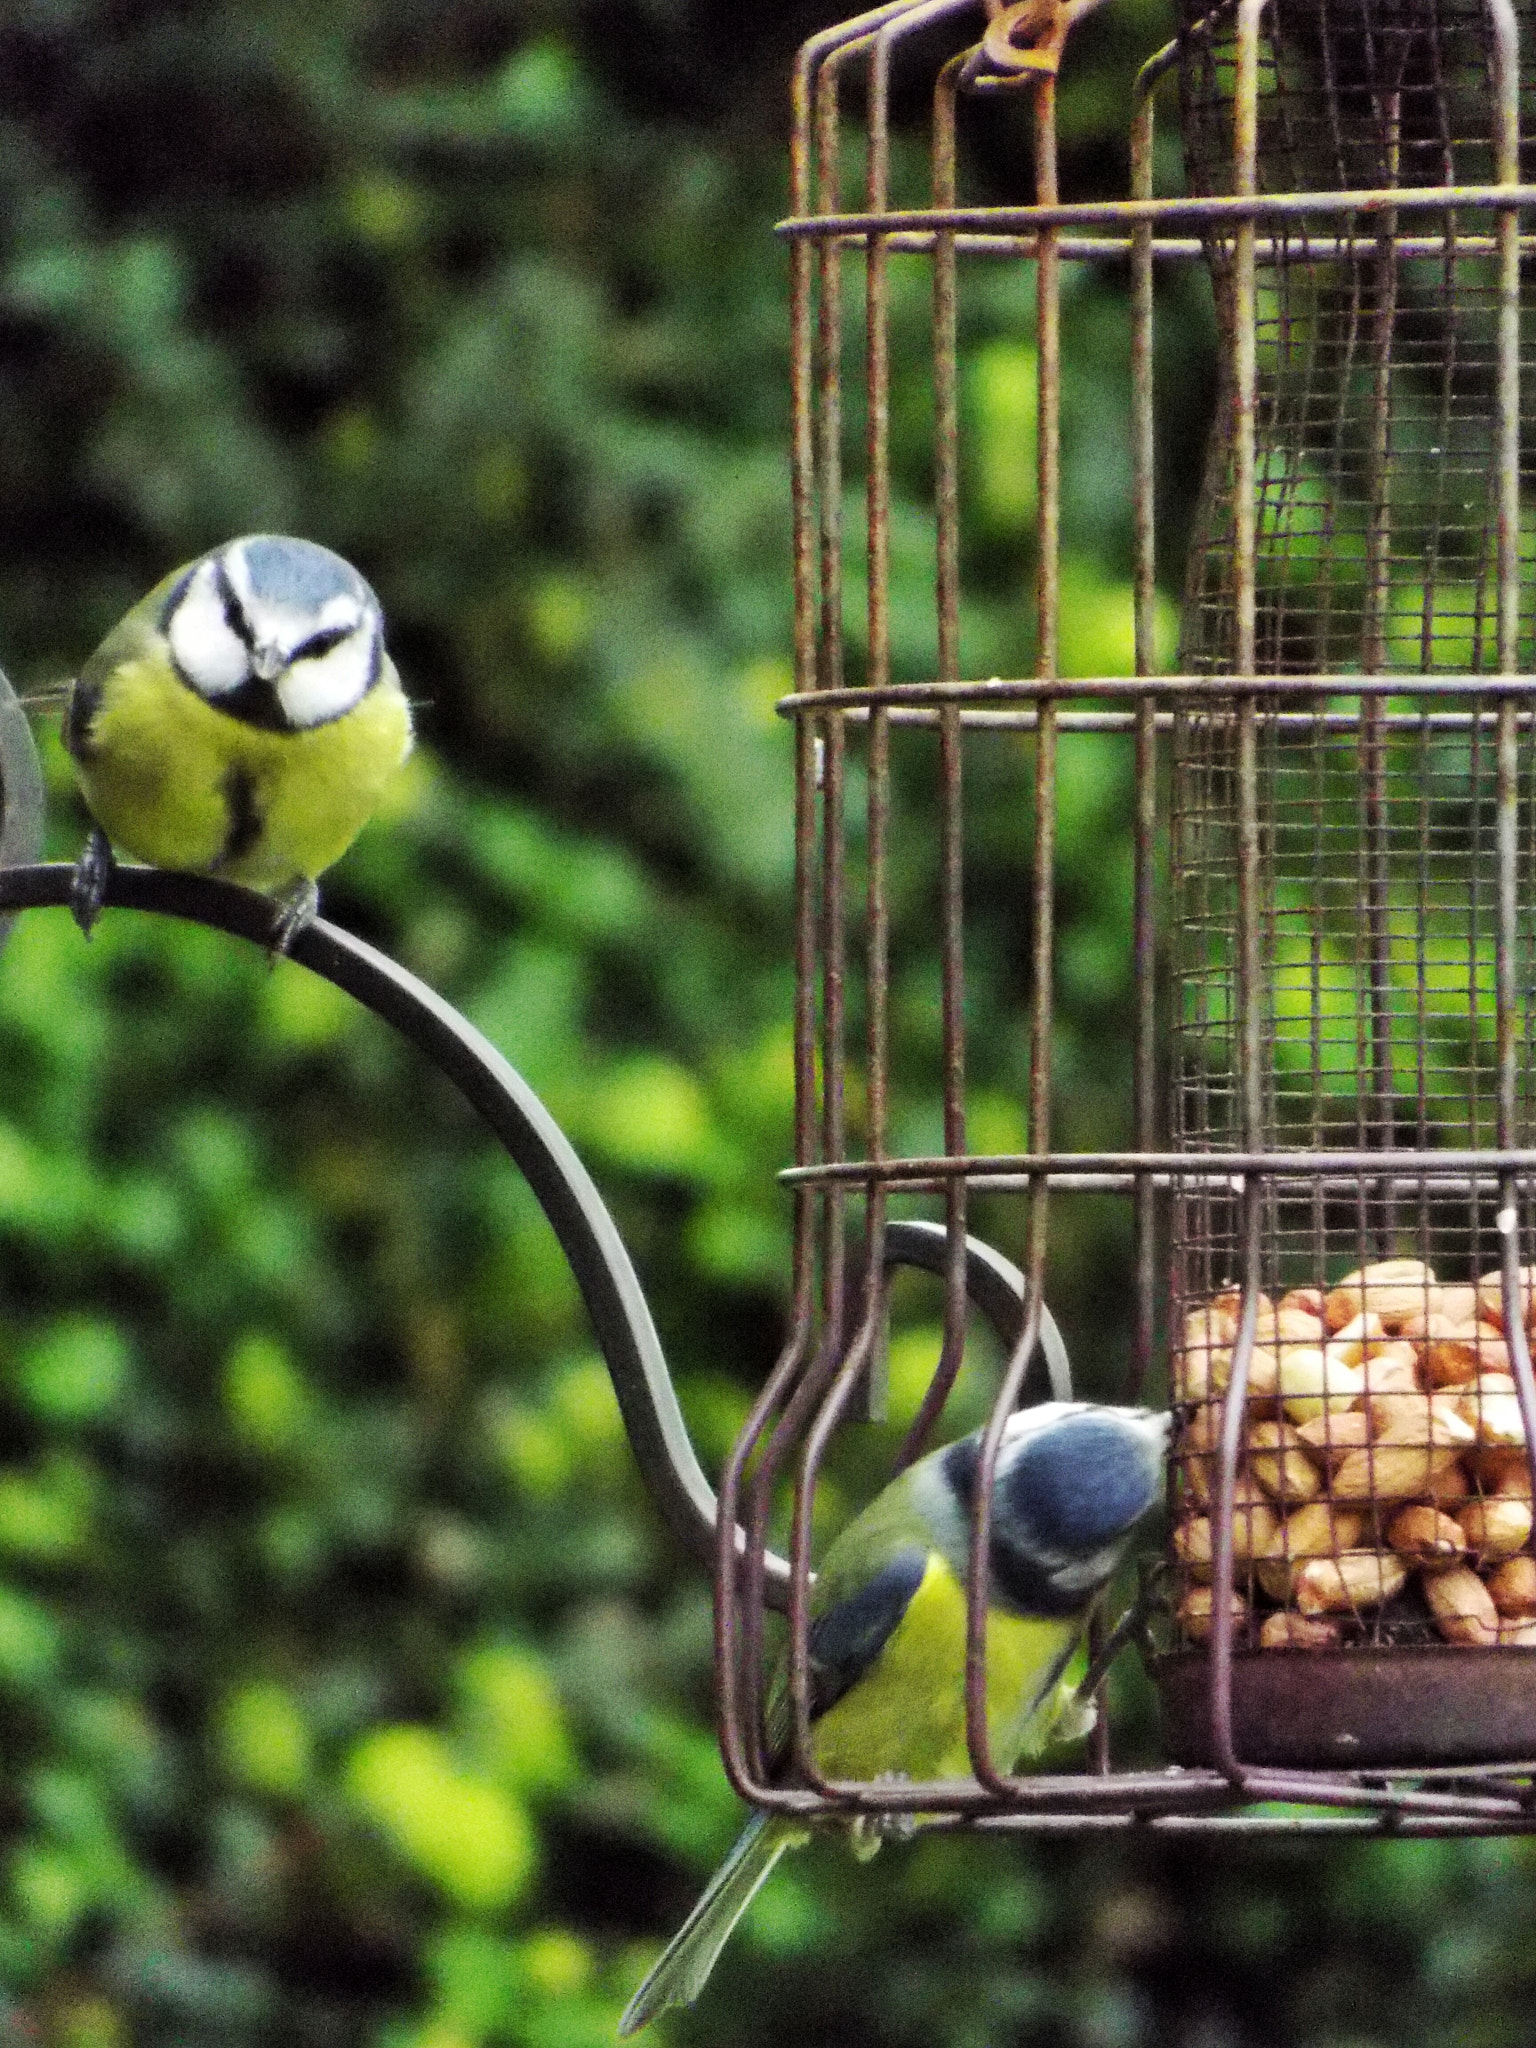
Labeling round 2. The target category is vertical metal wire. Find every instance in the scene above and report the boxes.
[1486,0,1536,1471]
[1131,42,1178,1404]
[714,13,825,1803]
[816,48,849,1380]
[897,49,972,1468]
[1206,0,1268,1788]
[964,56,1063,1795]
[1359,81,1401,1256]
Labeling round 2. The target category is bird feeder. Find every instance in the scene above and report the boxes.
[711,0,1536,1838]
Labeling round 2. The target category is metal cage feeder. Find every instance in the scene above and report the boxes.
[715,0,1536,1841]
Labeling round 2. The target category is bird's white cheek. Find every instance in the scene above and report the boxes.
[276,636,374,727]
[167,578,250,697]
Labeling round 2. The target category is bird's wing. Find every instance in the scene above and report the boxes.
[761,1543,929,1768]
[63,605,164,758]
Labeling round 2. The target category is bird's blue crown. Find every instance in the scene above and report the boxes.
[1001,1411,1163,1556]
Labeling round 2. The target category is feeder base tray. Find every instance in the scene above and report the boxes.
[1157,1647,1536,1770]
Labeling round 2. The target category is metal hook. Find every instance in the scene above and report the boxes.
[971,0,1111,83]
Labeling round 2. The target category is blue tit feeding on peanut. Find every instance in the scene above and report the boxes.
[618,1399,1169,2035]
[63,535,413,950]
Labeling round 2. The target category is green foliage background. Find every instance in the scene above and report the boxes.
[0,2,1534,2044]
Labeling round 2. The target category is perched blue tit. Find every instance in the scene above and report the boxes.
[619,1399,1169,2035]
[63,534,413,949]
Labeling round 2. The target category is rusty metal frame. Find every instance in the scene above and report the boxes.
[743,0,1536,1838]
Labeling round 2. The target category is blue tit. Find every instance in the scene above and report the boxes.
[63,534,413,949]
[618,1399,1169,2034]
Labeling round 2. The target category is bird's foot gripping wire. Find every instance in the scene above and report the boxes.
[1067,1570,1167,1722]
[849,1774,917,1861]
[69,827,115,938]
[267,878,320,959]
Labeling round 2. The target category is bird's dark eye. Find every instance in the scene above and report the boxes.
[295,627,350,662]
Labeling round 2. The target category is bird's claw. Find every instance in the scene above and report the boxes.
[850,1773,917,1860]
[267,878,320,960]
[70,828,115,938]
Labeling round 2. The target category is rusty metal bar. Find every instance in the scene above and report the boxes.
[1129,38,1177,1404]
[815,34,853,1379]
[714,0,840,1795]
[781,674,1536,709]
[1358,71,1401,1255]
[839,230,1536,259]
[895,47,973,1469]
[964,50,1062,1798]
[1202,0,1266,1791]
[1483,0,1536,1519]
[792,708,1536,734]
[857,11,897,1427]
[782,1146,1536,1184]
[779,183,1536,239]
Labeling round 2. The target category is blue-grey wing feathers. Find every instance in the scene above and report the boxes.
[806,1546,928,1721]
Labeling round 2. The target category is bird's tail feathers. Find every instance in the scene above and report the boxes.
[618,1810,802,2036]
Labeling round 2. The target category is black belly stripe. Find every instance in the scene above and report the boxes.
[218,764,264,867]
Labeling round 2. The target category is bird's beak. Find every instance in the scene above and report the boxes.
[251,643,287,683]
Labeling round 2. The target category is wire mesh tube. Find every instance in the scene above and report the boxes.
[1164,0,1536,1771]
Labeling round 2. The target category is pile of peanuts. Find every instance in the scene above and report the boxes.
[1173,1259,1536,1650]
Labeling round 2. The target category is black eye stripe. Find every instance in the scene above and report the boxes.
[213,561,256,651]
[295,627,350,662]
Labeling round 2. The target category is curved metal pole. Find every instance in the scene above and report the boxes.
[881,1217,1072,1399]
[0,861,1069,1609]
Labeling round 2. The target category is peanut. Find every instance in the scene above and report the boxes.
[1276,1346,1364,1424]
[1176,1302,1239,1402]
[1453,1373,1528,1448]
[1229,1473,1282,1561]
[1258,1611,1341,1650]
[1273,1304,1328,1345]
[1176,1403,1223,1509]
[1419,1319,1512,1388]
[1472,1447,1533,1497]
[1293,1551,1408,1616]
[1458,1493,1534,1563]
[1325,1261,1437,1334]
[1177,1584,1248,1643]
[1207,1344,1282,1407]
[1253,1503,1365,1601]
[1330,1438,1462,1504]
[1474,1265,1536,1333]
[1486,1554,1536,1619]
[1173,1517,1216,1582]
[1424,1565,1501,1645]
[1326,1311,1390,1362]
[1423,1457,1474,1510]
[1247,1420,1323,1505]
[1278,1287,1328,1322]
[1295,1409,1374,1464]
[1385,1505,1468,1567]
